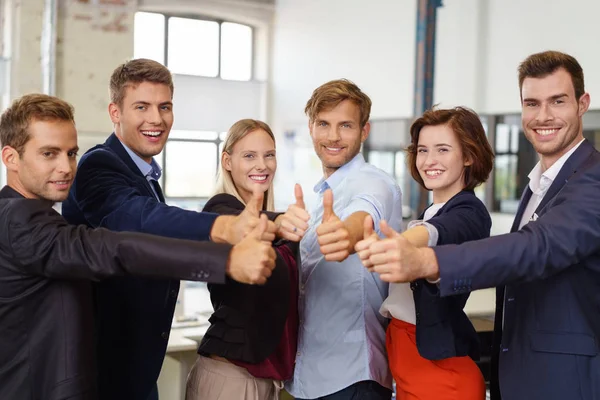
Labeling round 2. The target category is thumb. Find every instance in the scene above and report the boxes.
[294,183,306,209]
[380,220,400,238]
[322,189,335,222]
[245,188,263,215]
[364,215,375,238]
[250,213,268,239]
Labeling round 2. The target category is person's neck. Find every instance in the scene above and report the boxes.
[540,135,584,172]
[432,186,463,204]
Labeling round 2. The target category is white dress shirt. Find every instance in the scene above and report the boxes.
[519,139,584,229]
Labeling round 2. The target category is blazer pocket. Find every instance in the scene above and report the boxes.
[530,332,599,356]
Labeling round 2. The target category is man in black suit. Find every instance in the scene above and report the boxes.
[0,93,276,400]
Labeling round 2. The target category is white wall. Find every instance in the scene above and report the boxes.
[172,75,265,132]
[270,0,417,134]
[481,0,600,113]
[271,0,600,127]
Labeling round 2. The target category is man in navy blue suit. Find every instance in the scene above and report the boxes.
[366,51,600,400]
[62,59,277,400]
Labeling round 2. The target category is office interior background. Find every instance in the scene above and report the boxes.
[1,0,600,398]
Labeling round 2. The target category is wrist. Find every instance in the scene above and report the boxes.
[421,248,440,281]
[210,216,231,243]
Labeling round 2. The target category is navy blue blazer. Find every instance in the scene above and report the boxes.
[434,140,600,400]
[62,133,229,400]
[411,190,491,361]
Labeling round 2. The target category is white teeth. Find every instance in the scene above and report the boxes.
[141,131,161,137]
[425,170,443,176]
[53,181,69,184]
[326,147,342,152]
[250,175,267,182]
[536,128,559,136]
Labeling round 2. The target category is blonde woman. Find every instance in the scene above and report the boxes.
[185,119,309,400]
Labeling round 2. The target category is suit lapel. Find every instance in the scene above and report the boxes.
[534,139,594,216]
[105,134,162,202]
[510,187,533,233]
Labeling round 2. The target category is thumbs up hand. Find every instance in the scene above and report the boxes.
[355,215,380,270]
[227,214,277,285]
[223,189,277,245]
[275,183,310,242]
[367,221,429,283]
[316,189,351,262]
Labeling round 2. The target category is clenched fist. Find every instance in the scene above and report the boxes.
[227,214,277,285]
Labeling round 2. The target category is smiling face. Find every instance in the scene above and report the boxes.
[416,124,470,204]
[309,100,369,178]
[521,67,590,170]
[109,81,174,163]
[222,128,277,205]
[3,119,79,202]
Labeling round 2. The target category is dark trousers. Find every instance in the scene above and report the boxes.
[296,380,392,400]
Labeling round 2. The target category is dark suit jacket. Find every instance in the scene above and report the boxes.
[433,140,600,400]
[197,194,299,367]
[0,186,230,400]
[62,133,228,400]
[411,190,491,361]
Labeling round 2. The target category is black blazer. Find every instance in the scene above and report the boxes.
[0,186,231,400]
[62,133,228,400]
[197,193,299,365]
[411,190,491,361]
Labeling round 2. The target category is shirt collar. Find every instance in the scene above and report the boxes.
[313,152,365,194]
[119,138,162,180]
[528,139,584,195]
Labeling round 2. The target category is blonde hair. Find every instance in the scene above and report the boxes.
[214,119,276,211]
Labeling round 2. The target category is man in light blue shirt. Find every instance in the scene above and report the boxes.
[286,79,403,399]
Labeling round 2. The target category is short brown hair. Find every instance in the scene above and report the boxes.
[518,51,585,99]
[0,93,75,155]
[407,107,494,191]
[305,79,372,128]
[109,58,174,107]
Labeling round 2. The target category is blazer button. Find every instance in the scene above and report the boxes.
[161,331,169,340]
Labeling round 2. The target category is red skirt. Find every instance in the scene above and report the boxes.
[386,318,485,400]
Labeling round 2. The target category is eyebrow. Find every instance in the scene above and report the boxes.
[417,143,453,148]
[39,146,79,152]
[132,101,173,106]
[522,93,568,103]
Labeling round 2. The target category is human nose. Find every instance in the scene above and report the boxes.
[536,103,554,123]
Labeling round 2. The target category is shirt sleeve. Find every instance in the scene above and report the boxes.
[340,172,402,234]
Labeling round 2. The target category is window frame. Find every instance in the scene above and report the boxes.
[160,134,224,200]
[140,11,255,81]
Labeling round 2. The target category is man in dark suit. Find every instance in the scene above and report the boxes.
[62,59,278,400]
[0,94,276,400]
[365,51,600,400]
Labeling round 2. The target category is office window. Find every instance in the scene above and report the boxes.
[158,130,223,199]
[493,121,521,213]
[134,12,253,81]
[133,12,165,63]
[168,18,219,77]
[220,22,253,81]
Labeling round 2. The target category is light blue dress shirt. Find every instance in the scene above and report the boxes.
[286,153,403,399]
[120,139,163,201]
